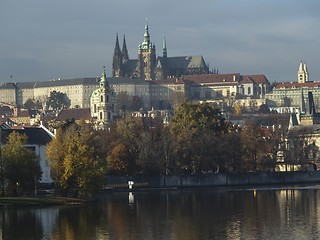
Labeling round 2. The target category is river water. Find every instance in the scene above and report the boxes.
[1,185,320,240]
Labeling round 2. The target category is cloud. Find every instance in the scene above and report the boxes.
[1,0,320,83]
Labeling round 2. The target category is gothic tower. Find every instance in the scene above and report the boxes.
[112,34,123,77]
[298,61,309,83]
[137,19,156,80]
[156,36,168,80]
[122,35,129,63]
[163,36,167,59]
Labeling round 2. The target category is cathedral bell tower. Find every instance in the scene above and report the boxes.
[137,19,156,80]
[112,34,123,77]
[298,61,309,83]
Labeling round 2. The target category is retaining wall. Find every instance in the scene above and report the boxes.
[105,171,320,189]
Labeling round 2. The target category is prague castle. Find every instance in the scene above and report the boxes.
[112,21,209,80]
[0,21,271,118]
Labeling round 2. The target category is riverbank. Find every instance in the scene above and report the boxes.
[105,171,320,190]
[0,196,88,208]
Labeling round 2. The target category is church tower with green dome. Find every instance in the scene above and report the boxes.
[90,67,117,129]
[136,19,157,80]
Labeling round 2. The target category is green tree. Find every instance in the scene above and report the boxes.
[218,130,242,173]
[46,123,107,196]
[169,102,229,174]
[170,101,228,135]
[47,91,71,111]
[116,92,130,116]
[24,98,36,110]
[1,132,41,195]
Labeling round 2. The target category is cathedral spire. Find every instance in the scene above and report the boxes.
[114,33,121,55]
[141,18,151,49]
[122,35,129,62]
[163,36,167,58]
[112,33,123,77]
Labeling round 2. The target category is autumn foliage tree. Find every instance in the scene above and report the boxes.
[1,132,41,195]
[107,143,133,175]
[46,123,107,196]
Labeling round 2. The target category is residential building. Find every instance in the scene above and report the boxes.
[0,125,54,183]
[266,62,320,112]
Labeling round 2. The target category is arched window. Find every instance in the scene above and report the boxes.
[100,112,103,120]
[248,87,251,95]
[101,95,103,102]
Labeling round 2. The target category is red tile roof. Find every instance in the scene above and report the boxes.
[55,108,91,122]
[178,73,269,85]
[241,75,269,84]
[274,82,320,89]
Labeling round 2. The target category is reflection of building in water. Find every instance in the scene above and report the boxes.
[34,208,59,239]
[225,216,241,239]
[276,188,319,233]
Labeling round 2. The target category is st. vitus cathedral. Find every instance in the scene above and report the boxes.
[112,21,209,80]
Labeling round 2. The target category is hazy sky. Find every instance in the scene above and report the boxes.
[1,0,320,83]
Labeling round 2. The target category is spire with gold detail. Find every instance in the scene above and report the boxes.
[141,18,151,49]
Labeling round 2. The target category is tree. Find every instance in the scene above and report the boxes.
[107,143,133,175]
[170,102,229,174]
[170,101,228,135]
[47,91,71,111]
[24,98,36,110]
[169,92,186,110]
[240,125,276,172]
[1,132,41,195]
[46,123,107,196]
[257,104,270,114]
[116,92,130,116]
[234,102,242,115]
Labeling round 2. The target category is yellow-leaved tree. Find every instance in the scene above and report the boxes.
[1,132,41,196]
[46,123,107,196]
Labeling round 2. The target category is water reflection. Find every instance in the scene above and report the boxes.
[1,186,320,239]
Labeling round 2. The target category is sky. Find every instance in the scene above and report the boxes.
[1,0,320,84]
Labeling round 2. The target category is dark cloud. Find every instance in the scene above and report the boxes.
[1,0,320,83]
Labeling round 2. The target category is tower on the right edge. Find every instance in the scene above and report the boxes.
[298,61,309,83]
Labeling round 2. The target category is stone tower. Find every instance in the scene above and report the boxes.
[122,35,129,63]
[298,61,309,83]
[112,34,123,77]
[90,67,117,129]
[137,19,156,80]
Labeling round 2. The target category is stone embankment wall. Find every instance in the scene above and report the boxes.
[105,172,320,189]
